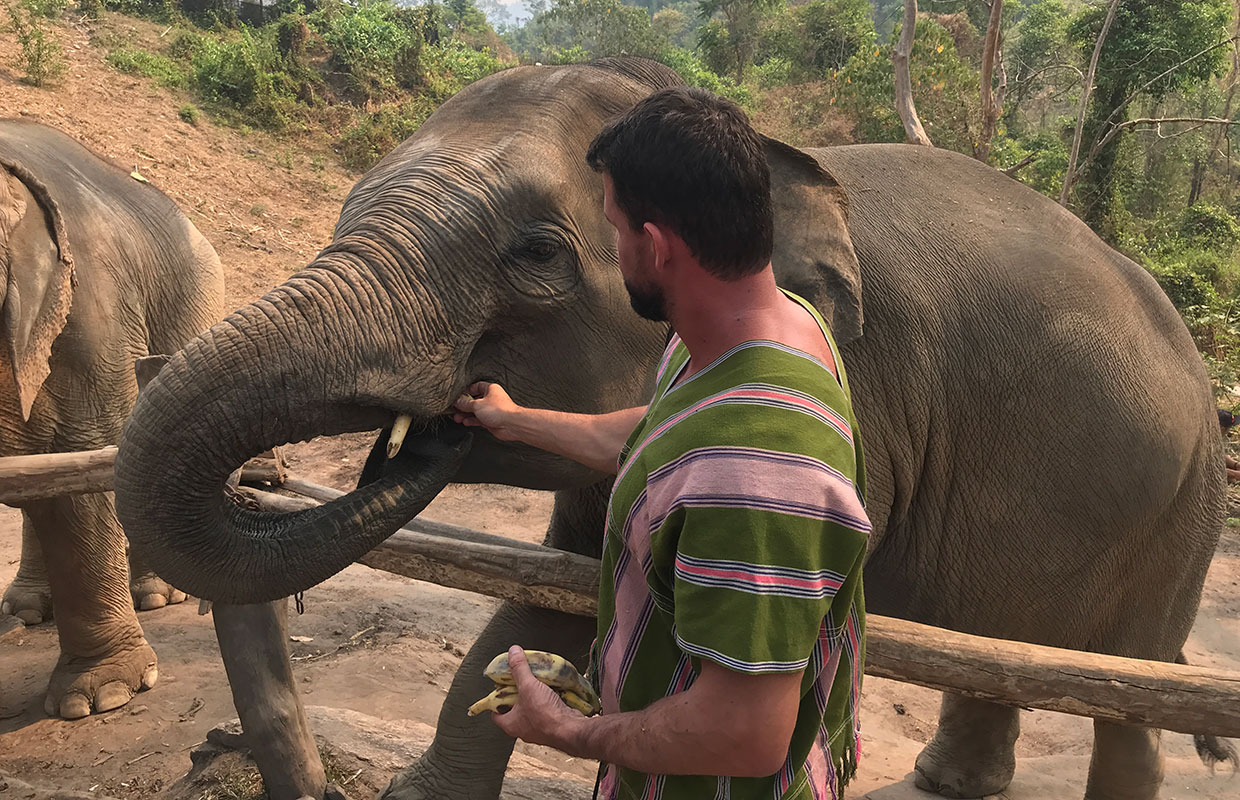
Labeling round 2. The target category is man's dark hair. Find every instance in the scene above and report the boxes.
[586,87,774,280]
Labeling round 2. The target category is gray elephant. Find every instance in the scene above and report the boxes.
[0,119,224,718]
[114,60,1227,799]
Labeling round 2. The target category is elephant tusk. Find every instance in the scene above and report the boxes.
[387,414,414,459]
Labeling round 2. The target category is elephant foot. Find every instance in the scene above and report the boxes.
[913,750,1014,799]
[380,758,470,800]
[44,638,158,719]
[1083,721,1163,800]
[2,575,53,625]
[913,694,1019,798]
[129,570,187,611]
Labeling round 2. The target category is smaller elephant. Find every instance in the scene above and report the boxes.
[0,119,224,718]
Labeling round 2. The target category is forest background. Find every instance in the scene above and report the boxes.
[7,0,1240,401]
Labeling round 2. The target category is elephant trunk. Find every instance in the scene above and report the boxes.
[114,266,470,604]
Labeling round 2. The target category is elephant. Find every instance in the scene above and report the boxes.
[113,59,1228,799]
[0,119,224,718]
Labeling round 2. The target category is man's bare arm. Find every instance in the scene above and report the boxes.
[452,382,646,475]
[493,647,802,778]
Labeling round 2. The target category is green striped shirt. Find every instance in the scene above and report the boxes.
[592,291,869,800]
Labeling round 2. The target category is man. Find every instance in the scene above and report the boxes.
[452,87,870,799]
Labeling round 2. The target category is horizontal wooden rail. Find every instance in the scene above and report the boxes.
[249,480,1240,739]
[0,447,283,505]
[0,447,117,504]
[1,450,1236,738]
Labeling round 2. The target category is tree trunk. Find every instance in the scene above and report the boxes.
[1061,0,1121,206]
[1189,156,1207,206]
[893,0,932,146]
[1206,15,1237,200]
[975,0,1004,162]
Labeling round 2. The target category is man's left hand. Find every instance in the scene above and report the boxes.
[489,645,584,748]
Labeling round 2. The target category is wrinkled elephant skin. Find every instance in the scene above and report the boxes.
[0,119,224,718]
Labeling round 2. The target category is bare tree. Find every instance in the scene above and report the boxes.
[1060,0,1121,206]
[976,0,1005,163]
[893,0,933,146]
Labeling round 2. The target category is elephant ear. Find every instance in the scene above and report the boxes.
[0,159,75,421]
[763,137,863,346]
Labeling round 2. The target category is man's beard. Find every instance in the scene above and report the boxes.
[625,278,668,322]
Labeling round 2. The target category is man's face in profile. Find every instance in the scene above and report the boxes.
[602,174,667,322]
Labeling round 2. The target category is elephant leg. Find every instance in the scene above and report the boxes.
[27,493,157,719]
[2,514,54,624]
[213,599,325,800]
[383,481,610,800]
[1083,721,1163,800]
[913,693,1019,798]
[381,601,597,800]
[127,547,187,611]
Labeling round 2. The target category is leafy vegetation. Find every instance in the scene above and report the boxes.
[107,46,186,86]
[19,0,1240,398]
[5,0,66,86]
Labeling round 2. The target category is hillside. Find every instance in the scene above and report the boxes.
[0,11,353,311]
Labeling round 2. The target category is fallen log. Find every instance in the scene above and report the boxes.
[249,481,1240,739]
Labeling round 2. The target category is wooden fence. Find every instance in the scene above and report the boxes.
[2,447,1239,738]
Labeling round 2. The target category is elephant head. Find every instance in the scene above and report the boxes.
[113,58,862,604]
[0,156,75,421]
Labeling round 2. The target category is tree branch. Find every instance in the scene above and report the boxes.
[1060,0,1120,206]
[893,0,933,146]
[1001,154,1038,176]
[1087,117,1240,166]
[1096,36,1239,137]
[1014,61,1085,87]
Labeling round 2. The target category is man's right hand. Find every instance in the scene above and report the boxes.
[453,382,524,441]
[451,382,646,475]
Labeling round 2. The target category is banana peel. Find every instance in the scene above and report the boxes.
[467,649,601,717]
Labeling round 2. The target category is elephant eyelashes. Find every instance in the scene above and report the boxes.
[514,236,561,263]
[502,231,581,301]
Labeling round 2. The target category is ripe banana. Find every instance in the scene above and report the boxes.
[468,686,519,716]
[467,649,602,717]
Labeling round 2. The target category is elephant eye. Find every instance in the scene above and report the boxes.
[517,236,561,263]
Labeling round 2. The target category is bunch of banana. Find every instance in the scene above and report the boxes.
[467,650,602,717]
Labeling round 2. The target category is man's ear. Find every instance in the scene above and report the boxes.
[643,221,672,272]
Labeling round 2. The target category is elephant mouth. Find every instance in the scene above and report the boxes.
[353,411,467,491]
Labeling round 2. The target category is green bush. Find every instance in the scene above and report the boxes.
[1149,260,1219,312]
[338,95,437,171]
[168,30,207,61]
[420,40,503,99]
[1177,204,1240,252]
[191,28,301,129]
[836,16,979,152]
[106,47,188,87]
[21,0,67,17]
[179,103,201,124]
[102,0,176,21]
[276,12,311,60]
[307,1,436,101]
[6,2,66,87]
[76,0,100,17]
[751,55,793,88]
[658,47,752,108]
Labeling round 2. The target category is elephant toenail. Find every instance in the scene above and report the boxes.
[59,693,90,720]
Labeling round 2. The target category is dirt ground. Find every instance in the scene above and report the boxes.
[2,12,1240,800]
